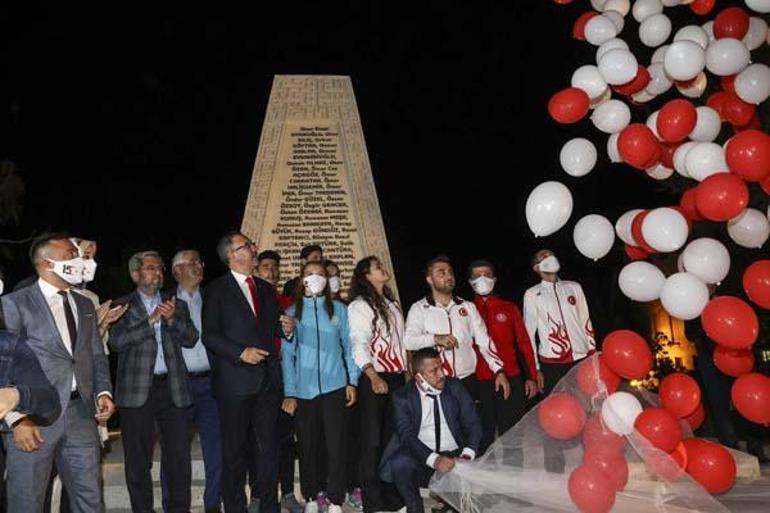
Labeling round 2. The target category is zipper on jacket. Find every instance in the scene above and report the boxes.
[445,307,456,377]
[313,296,322,396]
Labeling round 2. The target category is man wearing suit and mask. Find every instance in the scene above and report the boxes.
[380,348,481,513]
[1,233,115,513]
[202,231,295,513]
[109,250,199,513]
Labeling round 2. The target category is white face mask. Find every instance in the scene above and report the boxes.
[82,259,98,283]
[538,255,561,273]
[0,278,4,296]
[47,257,85,285]
[470,276,496,296]
[328,276,341,294]
[303,274,327,296]
[416,373,442,395]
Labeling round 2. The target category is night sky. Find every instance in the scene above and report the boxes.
[1,1,765,339]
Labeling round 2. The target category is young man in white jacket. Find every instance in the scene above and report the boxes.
[404,256,510,401]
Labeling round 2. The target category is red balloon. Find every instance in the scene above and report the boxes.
[583,414,626,453]
[714,346,755,378]
[660,373,701,418]
[657,99,698,143]
[731,373,770,424]
[538,393,586,440]
[690,0,717,16]
[583,446,629,491]
[613,66,651,96]
[568,464,616,513]
[601,330,653,380]
[646,440,688,481]
[694,173,749,222]
[660,142,679,169]
[707,91,729,120]
[624,243,650,261]
[761,175,770,195]
[553,0,574,3]
[726,130,770,183]
[683,438,737,494]
[684,403,706,431]
[701,296,759,349]
[743,260,770,309]
[723,93,756,127]
[548,87,590,124]
[573,11,599,41]
[714,7,750,40]
[618,124,662,170]
[630,210,657,253]
[720,75,737,95]
[635,407,683,454]
[577,357,621,397]
[679,187,703,221]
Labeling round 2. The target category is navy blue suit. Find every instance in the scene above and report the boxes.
[380,378,481,513]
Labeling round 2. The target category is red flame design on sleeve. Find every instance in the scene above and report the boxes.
[546,313,572,357]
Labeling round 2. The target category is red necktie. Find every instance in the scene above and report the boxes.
[245,276,262,321]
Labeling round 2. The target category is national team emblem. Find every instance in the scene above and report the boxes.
[459,307,468,317]
[568,295,577,305]
[495,313,508,323]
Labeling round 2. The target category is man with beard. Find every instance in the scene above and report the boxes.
[109,251,199,513]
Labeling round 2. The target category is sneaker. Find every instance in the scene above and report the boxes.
[281,493,304,513]
[304,500,319,513]
[327,505,343,513]
[316,492,331,513]
[346,487,364,511]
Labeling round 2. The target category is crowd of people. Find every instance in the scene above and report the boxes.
[0,231,600,513]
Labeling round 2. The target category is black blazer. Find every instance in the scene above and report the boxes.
[202,272,284,397]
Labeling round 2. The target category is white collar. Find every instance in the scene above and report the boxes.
[37,277,69,300]
[230,269,251,284]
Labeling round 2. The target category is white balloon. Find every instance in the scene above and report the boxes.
[702,21,715,43]
[706,38,751,76]
[664,40,706,81]
[682,238,731,284]
[525,182,573,237]
[572,65,609,100]
[607,133,623,163]
[660,272,710,320]
[599,49,639,85]
[603,10,625,33]
[560,138,598,177]
[677,252,686,273]
[615,209,644,246]
[602,392,643,435]
[619,261,666,301]
[646,63,674,96]
[674,25,709,49]
[646,163,674,180]
[596,38,629,62]
[591,0,608,10]
[590,87,613,108]
[735,64,770,105]
[651,44,669,64]
[640,14,672,48]
[573,214,616,260]
[685,142,728,181]
[603,0,631,15]
[632,0,663,23]
[662,0,681,5]
[676,72,708,98]
[642,207,689,252]
[744,17,768,50]
[586,15,619,46]
[728,208,770,248]
[745,0,770,14]
[673,141,697,177]
[646,110,661,139]
[689,106,722,142]
[590,99,631,133]
[631,89,657,103]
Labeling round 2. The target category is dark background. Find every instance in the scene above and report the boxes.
[1,1,766,341]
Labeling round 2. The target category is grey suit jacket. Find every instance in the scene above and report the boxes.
[1,281,112,420]
[108,290,198,408]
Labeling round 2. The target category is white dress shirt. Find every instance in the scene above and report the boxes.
[39,279,79,391]
[231,270,257,315]
[417,385,475,468]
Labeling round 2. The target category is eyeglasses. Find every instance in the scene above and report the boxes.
[141,265,165,272]
[232,241,256,253]
[176,260,204,268]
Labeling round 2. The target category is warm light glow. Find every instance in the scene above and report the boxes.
[648,300,696,371]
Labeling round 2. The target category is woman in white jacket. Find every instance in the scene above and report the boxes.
[347,256,409,513]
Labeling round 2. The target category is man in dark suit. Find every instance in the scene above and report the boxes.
[380,348,482,513]
[1,233,115,512]
[109,250,199,513]
[202,231,295,513]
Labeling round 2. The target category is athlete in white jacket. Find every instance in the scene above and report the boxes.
[404,256,510,399]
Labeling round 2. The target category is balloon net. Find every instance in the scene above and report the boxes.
[429,354,768,513]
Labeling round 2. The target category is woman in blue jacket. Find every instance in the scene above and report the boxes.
[281,260,360,513]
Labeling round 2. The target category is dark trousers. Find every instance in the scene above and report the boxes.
[278,411,296,498]
[477,375,526,455]
[358,373,405,513]
[161,375,223,510]
[539,361,581,473]
[218,386,281,513]
[121,375,192,513]
[295,388,348,506]
[390,448,461,513]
